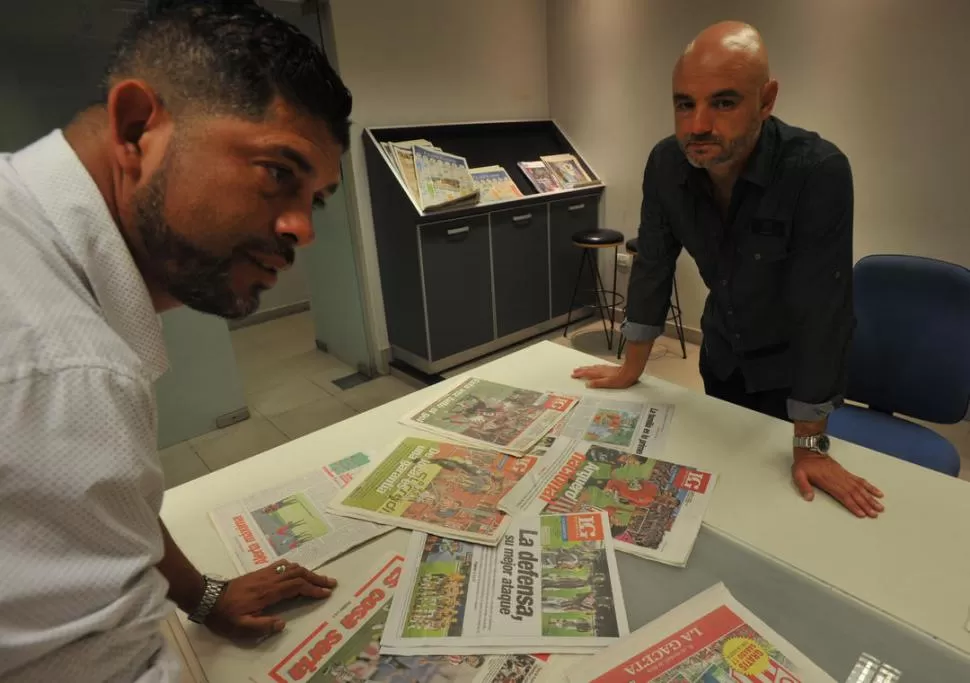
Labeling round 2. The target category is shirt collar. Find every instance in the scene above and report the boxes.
[677,116,778,189]
[11,131,168,381]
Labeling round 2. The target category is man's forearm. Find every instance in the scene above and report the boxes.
[619,339,654,380]
[158,519,205,614]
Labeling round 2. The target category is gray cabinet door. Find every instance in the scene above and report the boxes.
[549,196,600,317]
[491,206,550,337]
[419,214,494,361]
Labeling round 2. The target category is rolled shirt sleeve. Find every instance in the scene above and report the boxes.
[785,153,855,422]
[622,150,683,343]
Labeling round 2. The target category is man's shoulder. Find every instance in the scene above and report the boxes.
[0,160,143,385]
[772,118,847,170]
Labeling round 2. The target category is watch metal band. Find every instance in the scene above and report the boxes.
[188,575,229,624]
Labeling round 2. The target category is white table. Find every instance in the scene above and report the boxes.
[161,341,970,681]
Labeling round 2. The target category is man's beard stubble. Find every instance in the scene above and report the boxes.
[679,118,762,169]
[131,161,293,320]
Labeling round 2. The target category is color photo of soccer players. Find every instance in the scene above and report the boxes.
[402,536,475,638]
[540,544,619,638]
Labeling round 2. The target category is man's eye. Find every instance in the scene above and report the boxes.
[674,102,694,112]
[312,196,327,210]
[712,99,737,110]
[265,165,294,184]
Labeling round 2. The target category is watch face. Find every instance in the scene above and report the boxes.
[817,435,831,453]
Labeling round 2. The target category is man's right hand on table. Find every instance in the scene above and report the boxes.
[572,339,652,389]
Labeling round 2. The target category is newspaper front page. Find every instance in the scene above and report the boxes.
[566,583,834,683]
[402,378,579,455]
[412,145,478,210]
[381,511,629,655]
[210,453,390,573]
[329,437,540,545]
[252,553,547,683]
[502,440,716,567]
[555,398,674,459]
[469,165,524,203]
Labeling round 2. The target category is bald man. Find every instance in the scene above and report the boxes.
[573,22,885,519]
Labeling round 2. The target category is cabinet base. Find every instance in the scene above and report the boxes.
[391,309,593,375]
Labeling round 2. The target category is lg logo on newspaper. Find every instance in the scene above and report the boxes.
[675,468,711,494]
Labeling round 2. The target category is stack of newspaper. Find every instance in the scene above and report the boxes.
[208,453,392,574]
[566,583,835,682]
[252,553,552,683]
[518,153,598,193]
[381,511,629,656]
[328,436,542,545]
[400,377,580,455]
[381,139,480,212]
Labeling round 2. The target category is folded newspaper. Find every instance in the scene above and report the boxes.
[252,553,548,683]
[328,437,540,545]
[380,510,629,656]
[503,440,717,567]
[401,377,579,455]
[566,583,835,683]
[412,145,480,211]
[210,453,391,573]
[545,397,674,459]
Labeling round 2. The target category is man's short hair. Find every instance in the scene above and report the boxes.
[104,0,351,149]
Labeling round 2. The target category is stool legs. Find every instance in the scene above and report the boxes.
[563,247,621,351]
[562,249,589,338]
[671,276,687,359]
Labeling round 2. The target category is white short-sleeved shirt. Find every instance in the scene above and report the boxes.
[0,131,180,682]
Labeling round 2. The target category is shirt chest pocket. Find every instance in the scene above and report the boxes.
[739,217,791,264]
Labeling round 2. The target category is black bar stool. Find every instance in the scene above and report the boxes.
[563,228,625,350]
[617,238,687,359]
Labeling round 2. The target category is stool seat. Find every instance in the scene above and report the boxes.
[572,228,624,247]
[626,238,638,253]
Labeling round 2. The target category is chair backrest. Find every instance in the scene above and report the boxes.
[845,255,970,423]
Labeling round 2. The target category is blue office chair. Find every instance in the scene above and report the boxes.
[828,255,970,476]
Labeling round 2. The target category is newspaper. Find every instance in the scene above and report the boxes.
[391,145,420,201]
[558,398,674,459]
[469,165,524,203]
[252,553,547,683]
[401,378,579,455]
[502,440,716,567]
[412,145,479,211]
[518,161,562,193]
[566,583,835,683]
[329,437,540,545]
[381,510,629,655]
[539,154,596,189]
[210,453,390,573]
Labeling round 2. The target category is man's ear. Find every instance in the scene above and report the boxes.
[105,80,170,183]
[760,79,779,119]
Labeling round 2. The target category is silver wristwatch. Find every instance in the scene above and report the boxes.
[793,433,831,455]
[188,575,230,624]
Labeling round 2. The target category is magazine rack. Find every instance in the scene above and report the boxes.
[363,120,605,375]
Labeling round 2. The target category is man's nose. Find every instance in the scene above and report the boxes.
[688,105,714,135]
[275,209,315,247]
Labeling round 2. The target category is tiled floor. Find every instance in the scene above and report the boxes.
[160,312,970,488]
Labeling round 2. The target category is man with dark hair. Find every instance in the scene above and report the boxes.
[0,2,352,681]
[573,21,884,519]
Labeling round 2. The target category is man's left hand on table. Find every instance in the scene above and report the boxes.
[792,449,885,518]
[206,560,337,640]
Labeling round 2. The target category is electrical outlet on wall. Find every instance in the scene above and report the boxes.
[617,252,633,269]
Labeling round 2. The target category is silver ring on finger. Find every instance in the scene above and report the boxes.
[275,563,287,575]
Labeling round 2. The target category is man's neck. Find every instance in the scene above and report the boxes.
[62,108,179,313]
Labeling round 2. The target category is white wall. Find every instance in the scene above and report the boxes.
[329,0,549,357]
[548,0,970,334]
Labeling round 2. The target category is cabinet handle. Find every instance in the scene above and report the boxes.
[567,203,586,211]
[446,226,470,236]
[512,213,533,222]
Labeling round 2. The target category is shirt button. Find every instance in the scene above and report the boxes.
[727,309,734,316]
[720,279,728,286]
[753,253,761,260]
[734,333,741,339]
